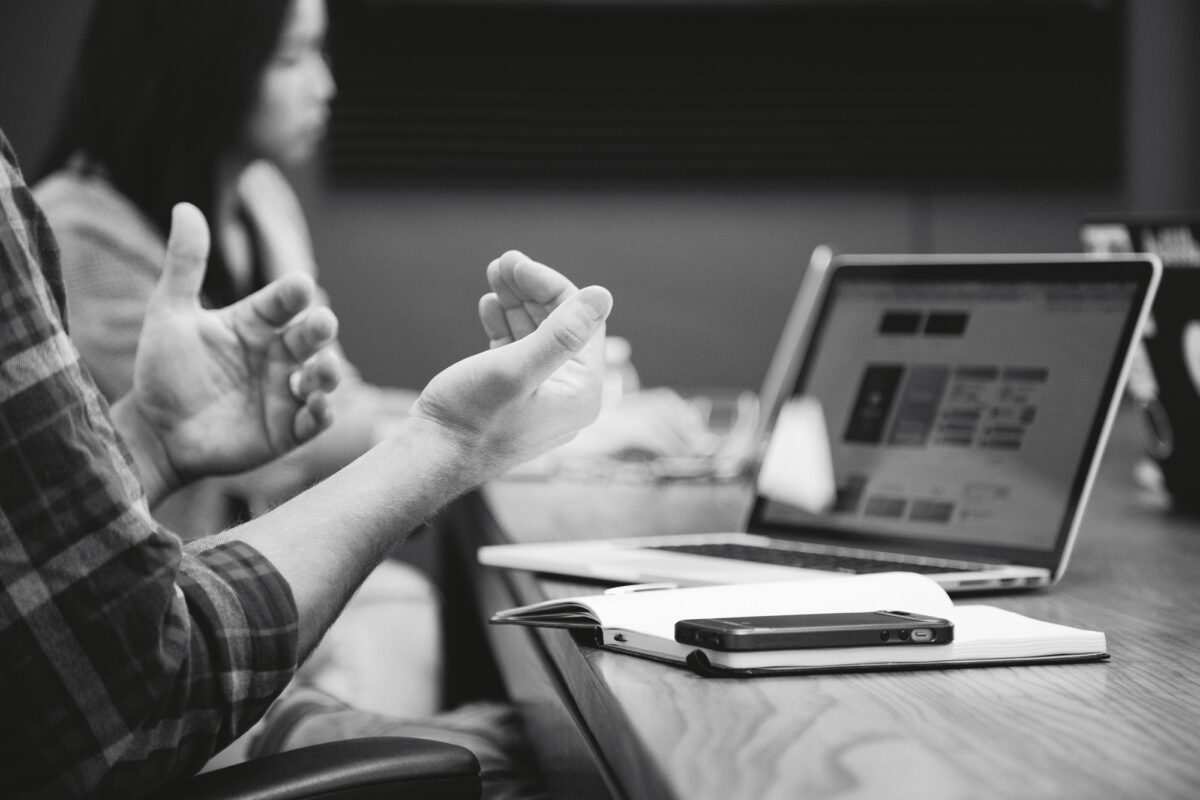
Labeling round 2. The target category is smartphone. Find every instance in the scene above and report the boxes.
[674,610,954,651]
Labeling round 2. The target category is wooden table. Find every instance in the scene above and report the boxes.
[451,405,1200,800]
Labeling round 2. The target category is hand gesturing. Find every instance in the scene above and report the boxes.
[409,251,612,485]
[126,203,341,491]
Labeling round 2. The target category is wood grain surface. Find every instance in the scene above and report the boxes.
[476,406,1200,799]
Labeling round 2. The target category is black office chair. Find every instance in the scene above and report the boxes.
[153,737,481,800]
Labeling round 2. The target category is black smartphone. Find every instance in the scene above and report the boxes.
[674,610,954,651]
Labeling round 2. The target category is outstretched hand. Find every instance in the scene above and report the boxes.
[409,251,612,485]
[117,203,341,499]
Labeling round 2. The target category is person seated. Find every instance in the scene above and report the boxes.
[3,124,612,796]
[34,0,715,737]
[35,0,411,532]
[36,0,712,525]
[32,0,443,735]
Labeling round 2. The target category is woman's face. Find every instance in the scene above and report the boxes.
[243,0,336,166]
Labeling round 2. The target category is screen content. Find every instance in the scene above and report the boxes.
[758,276,1139,552]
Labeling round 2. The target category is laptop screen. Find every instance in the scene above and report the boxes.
[750,257,1157,568]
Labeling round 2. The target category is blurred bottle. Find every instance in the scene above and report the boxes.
[603,336,641,408]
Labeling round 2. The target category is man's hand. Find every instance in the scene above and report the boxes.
[112,203,341,502]
[478,249,580,347]
[234,251,609,653]
[409,251,613,486]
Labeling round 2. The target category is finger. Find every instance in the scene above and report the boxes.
[155,203,211,308]
[526,298,550,327]
[289,370,305,401]
[236,272,317,333]
[510,254,578,307]
[490,250,578,338]
[507,252,578,328]
[293,392,334,443]
[479,293,514,348]
[499,285,613,386]
[291,349,342,397]
[281,306,339,362]
[488,252,539,340]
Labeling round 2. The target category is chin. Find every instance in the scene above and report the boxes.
[271,141,319,169]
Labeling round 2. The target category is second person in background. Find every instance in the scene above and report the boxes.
[34,0,714,774]
[36,0,444,747]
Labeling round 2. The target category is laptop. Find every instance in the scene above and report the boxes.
[1080,215,1200,512]
[480,253,1161,593]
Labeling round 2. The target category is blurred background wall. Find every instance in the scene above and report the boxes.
[2,0,1198,392]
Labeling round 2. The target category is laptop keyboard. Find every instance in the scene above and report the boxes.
[647,542,984,575]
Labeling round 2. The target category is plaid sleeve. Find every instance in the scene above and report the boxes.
[0,132,299,799]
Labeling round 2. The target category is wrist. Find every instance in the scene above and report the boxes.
[109,396,181,504]
[375,414,494,499]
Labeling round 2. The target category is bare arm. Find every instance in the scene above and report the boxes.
[236,252,612,655]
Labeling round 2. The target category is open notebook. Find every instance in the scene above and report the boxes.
[490,572,1108,676]
[480,254,1160,593]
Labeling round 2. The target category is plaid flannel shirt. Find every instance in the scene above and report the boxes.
[0,130,299,797]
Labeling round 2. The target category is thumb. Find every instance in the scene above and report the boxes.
[502,285,613,385]
[154,203,211,308]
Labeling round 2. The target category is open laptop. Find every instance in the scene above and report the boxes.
[480,253,1161,593]
[1080,215,1200,512]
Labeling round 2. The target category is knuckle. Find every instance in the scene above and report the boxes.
[551,317,589,352]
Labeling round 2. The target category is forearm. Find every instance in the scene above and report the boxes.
[232,416,475,658]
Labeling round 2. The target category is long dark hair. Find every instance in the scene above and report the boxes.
[41,0,294,306]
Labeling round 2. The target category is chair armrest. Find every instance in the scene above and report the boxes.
[159,737,481,800]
